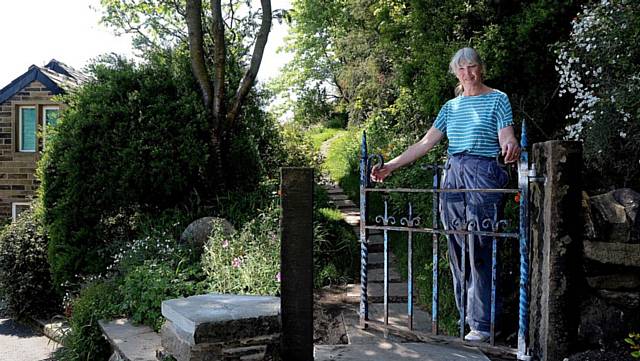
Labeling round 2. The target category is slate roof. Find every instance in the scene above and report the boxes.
[0,59,87,104]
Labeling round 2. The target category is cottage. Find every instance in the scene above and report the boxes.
[0,59,86,220]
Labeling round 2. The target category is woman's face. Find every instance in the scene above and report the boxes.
[455,61,482,88]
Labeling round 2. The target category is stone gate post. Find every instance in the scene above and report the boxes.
[529,141,583,361]
[280,167,314,361]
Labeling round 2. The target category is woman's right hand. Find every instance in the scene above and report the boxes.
[371,164,392,183]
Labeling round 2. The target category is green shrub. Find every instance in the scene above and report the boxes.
[39,54,210,290]
[314,207,358,287]
[0,208,59,319]
[54,280,121,361]
[202,208,281,296]
[119,260,205,331]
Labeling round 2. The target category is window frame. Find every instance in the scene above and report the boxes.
[11,202,30,221]
[18,106,37,152]
[42,106,60,149]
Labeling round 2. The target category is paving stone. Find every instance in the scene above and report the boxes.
[314,342,490,360]
[326,186,345,194]
[99,318,160,361]
[347,283,410,299]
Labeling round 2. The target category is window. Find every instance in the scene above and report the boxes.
[19,106,36,152]
[12,202,30,221]
[42,106,60,148]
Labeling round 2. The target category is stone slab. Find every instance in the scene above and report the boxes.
[365,303,431,333]
[99,318,160,361]
[347,282,409,299]
[314,342,490,360]
[583,241,640,267]
[368,268,402,282]
[161,294,280,343]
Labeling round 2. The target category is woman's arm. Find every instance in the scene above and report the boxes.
[498,126,520,163]
[371,126,444,182]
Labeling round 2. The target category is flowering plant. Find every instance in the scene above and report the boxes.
[555,0,640,189]
[201,207,281,296]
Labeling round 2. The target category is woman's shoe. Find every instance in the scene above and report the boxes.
[464,329,490,342]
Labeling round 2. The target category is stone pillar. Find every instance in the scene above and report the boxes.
[280,167,314,361]
[529,141,583,361]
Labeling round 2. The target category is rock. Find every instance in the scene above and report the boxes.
[583,241,640,267]
[588,188,640,243]
[578,293,640,348]
[180,217,235,248]
[586,274,640,290]
[596,289,640,309]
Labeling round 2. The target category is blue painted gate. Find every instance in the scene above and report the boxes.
[358,123,534,360]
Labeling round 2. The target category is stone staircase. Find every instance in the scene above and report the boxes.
[322,182,431,334]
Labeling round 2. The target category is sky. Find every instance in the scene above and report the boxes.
[0,0,291,88]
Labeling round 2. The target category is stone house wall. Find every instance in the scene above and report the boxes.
[0,80,60,219]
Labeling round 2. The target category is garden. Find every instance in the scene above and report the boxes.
[0,0,638,360]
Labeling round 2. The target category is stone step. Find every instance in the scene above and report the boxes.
[325,186,344,194]
[369,267,402,282]
[329,194,349,201]
[331,199,358,208]
[346,282,410,300]
[98,318,161,361]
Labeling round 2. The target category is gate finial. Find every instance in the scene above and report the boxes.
[521,120,528,148]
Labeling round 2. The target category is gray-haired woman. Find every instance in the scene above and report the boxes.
[371,47,520,342]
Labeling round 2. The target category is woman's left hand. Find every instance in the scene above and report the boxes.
[502,141,520,163]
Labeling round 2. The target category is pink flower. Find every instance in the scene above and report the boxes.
[222,239,229,248]
[232,257,243,268]
[275,272,281,282]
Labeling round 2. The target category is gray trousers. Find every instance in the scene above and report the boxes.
[441,153,508,332]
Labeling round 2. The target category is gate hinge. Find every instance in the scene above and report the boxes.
[528,164,546,184]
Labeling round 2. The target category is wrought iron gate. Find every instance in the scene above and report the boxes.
[358,124,534,360]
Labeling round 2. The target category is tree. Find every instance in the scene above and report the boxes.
[100,0,273,184]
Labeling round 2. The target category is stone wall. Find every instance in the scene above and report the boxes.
[0,80,59,218]
[528,141,640,360]
[579,188,640,348]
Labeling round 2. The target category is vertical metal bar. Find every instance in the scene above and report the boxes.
[407,204,414,330]
[384,198,389,329]
[490,206,498,346]
[460,223,467,340]
[518,121,532,360]
[359,131,369,328]
[431,166,440,335]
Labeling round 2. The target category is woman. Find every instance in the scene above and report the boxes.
[371,47,520,342]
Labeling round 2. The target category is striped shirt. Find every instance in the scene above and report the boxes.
[433,89,513,157]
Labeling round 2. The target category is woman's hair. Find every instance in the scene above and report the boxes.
[449,47,486,96]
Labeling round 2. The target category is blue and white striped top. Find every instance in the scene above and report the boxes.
[433,89,513,157]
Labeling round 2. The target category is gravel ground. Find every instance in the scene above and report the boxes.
[0,298,60,361]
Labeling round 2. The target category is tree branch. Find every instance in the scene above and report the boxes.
[226,0,271,126]
[185,0,214,112]
[211,0,226,125]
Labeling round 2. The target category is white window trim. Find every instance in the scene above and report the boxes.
[12,202,31,221]
[42,106,60,149]
[18,106,36,152]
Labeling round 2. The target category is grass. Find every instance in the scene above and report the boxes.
[306,126,346,152]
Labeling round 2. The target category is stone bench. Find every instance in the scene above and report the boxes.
[98,318,161,361]
[161,294,281,361]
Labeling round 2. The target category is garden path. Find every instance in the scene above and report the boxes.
[0,317,59,361]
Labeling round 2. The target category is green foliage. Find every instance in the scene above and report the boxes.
[202,209,281,295]
[556,0,640,190]
[39,54,210,290]
[322,128,361,200]
[119,260,205,331]
[626,332,640,358]
[54,281,121,361]
[0,208,59,319]
[307,126,345,152]
[314,206,358,287]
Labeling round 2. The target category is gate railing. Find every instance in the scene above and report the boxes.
[359,123,533,360]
